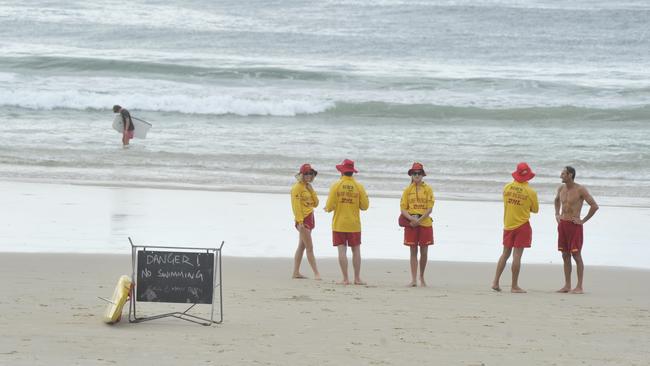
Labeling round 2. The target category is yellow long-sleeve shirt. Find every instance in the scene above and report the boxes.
[400,182,435,227]
[290,181,319,223]
[324,176,369,232]
[503,181,539,230]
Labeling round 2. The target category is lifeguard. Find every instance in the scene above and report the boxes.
[324,159,369,285]
[492,162,539,293]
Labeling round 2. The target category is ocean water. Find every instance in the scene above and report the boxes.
[1,0,649,206]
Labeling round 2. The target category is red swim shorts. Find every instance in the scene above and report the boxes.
[557,220,583,253]
[332,231,361,247]
[502,221,532,248]
[295,212,315,230]
[404,225,434,246]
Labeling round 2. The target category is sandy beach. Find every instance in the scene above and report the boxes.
[4,1,650,364]
[1,253,648,366]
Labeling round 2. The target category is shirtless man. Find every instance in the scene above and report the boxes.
[555,166,599,294]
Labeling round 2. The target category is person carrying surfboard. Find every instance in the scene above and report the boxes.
[113,105,135,146]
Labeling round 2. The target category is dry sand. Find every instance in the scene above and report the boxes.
[0,253,648,366]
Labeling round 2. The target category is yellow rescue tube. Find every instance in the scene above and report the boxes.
[103,275,133,324]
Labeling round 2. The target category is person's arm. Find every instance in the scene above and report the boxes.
[554,186,562,224]
[576,186,599,225]
[399,188,413,219]
[358,183,369,211]
[324,183,337,212]
[530,188,539,214]
[290,186,304,224]
[308,183,319,208]
[415,208,432,226]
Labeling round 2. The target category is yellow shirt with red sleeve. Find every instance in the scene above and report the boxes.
[324,176,369,232]
[400,182,435,227]
[291,181,319,223]
[503,181,539,230]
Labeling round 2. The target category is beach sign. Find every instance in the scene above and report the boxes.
[129,238,224,326]
[136,250,214,304]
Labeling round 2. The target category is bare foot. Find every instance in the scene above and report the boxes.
[314,274,322,281]
[354,280,367,285]
[419,278,427,287]
[292,273,307,279]
[406,281,417,287]
[337,279,350,285]
[511,287,527,293]
[491,283,502,292]
[556,286,571,293]
[570,287,584,294]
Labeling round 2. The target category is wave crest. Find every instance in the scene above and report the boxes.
[0,89,335,116]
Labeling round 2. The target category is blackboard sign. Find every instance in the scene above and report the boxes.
[136,250,214,304]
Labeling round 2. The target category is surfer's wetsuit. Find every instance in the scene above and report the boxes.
[120,109,135,131]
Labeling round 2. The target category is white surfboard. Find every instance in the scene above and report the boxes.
[112,115,152,139]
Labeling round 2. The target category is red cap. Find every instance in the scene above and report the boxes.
[335,159,358,174]
[407,162,426,176]
[512,162,535,182]
[299,163,317,176]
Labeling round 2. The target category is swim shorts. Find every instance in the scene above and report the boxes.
[332,231,361,247]
[404,225,434,246]
[295,212,315,230]
[502,221,532,248]
[557,220,583,252]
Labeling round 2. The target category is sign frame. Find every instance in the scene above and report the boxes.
[128,237,224,326]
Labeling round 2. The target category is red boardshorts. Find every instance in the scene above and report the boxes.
[503,221,532,248]
[295,212,315,230]
[557,220,583,253]
[332,231,361,247]
[404,225,434,246]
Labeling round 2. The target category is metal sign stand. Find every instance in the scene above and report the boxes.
[128,238,224,326]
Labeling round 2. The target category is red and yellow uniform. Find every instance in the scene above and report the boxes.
[400,182,435,246]
[502,181,539,247]
[400,182,435,227]
[291,181,318,228]
[324,176,369,233]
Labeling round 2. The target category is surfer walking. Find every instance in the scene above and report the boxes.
[113,105,134,146]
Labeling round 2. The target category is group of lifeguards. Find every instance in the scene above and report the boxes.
[290,159,598,293]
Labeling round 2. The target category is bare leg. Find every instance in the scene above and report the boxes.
[299,227,320,280]
[510,247,526,293]
[571,252,584,294]
[408,246,418,287]
[419,245,428,287]
[492,246,512,291]
[351,245,365,285]
[557,251,572,292]
[292,239,307,279]
[337,245,349,285]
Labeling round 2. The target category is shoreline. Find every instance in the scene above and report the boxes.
[2,180,649,269]
[2,177,649,208]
